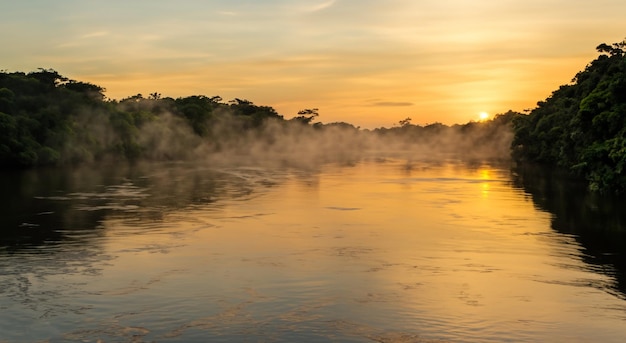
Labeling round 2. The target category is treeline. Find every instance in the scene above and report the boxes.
[0,69,295,167]
[0,69,515,168]
[372,111,517,160]
[3,42,626,190]
[512,40,626,192]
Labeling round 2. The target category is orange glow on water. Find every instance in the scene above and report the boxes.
[9,159,621,342]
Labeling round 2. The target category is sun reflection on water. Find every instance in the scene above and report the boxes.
[1,159,625,342]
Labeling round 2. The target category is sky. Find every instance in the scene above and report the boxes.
[1,0,626,128]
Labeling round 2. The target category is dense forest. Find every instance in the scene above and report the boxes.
[0,69,514,169]
[2,39,625,191]
[512,40,626,193]
[0,70,287,166]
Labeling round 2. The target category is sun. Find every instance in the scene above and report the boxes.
[479,112,490,121]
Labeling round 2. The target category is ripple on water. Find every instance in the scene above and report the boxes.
[3,160,626,342]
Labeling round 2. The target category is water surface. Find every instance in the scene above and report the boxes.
[1,159,625,342]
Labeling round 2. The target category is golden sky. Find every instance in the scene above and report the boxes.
[2,0,625,128]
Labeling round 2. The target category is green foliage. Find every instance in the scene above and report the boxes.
[0,67,520,170]
[0,70,292,167]
[174,95,218,136]
[512,40,626,193]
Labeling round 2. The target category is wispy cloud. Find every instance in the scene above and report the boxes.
[306,0,336,12]
[81,31,110,39]
[6,0,625,128]
[217,10,237,16]
[371,101,414,107]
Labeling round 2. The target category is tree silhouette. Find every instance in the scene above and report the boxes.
[398,117,412,127]
[292,108,319,125]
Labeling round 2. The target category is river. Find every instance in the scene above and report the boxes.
[1,158,625,342]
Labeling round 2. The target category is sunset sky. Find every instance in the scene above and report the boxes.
[2,0,625,128]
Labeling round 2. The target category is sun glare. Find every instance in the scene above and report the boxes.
[479,112,490,121]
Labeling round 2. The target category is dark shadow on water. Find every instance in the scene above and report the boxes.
[0,161,300,327]
[0,167,108,250]
[0,161,283,254]
[512,163,626,299]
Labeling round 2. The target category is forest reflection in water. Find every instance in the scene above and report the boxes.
[1,158,626,342]
[512,164,626,299]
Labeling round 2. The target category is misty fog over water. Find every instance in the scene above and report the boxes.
[2,156,626,343]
